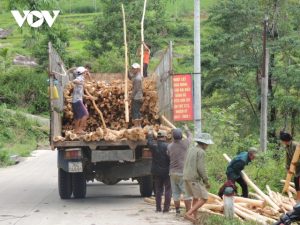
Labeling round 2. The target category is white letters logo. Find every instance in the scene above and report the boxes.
[11,10,60,28]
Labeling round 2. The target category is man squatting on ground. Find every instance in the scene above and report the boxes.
[183,133,214,223]
[167,125,193,215]
[128,63,143,127]
[147,129,171,212]
[223,148,257,198]
[280,131,300,201]
[71,66,93,134]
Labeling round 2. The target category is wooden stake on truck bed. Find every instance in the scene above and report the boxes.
[85,89,107,129]
[140,0,147,77]
[283,144,300,193]
[121,4,129,123]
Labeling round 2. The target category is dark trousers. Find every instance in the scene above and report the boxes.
[132,99,142,119]
[236,177,248,198]
[154,175,171,211]
[143,63,148,77]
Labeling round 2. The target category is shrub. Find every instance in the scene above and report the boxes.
[0,67,48,114]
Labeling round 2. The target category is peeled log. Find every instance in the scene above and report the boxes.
[234,196,266,208]
[223,154,280,212]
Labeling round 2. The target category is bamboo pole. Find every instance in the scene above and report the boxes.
[140,0,147,77]
[85,89,107,129]
[121,4,129,123]
[160,115,187,138]
[223,154,280,212]
[283,145,300,193]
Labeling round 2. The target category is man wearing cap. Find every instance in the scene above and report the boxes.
[147,130,171,213]
[128,63,143,127]
[183,133,214,222]
[167,125,193,215]
[280,131,300,201]
[71,67,93,134]
[225,148,257,198]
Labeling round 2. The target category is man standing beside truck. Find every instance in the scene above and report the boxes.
[167,125,193,215]
[147,130,171,213]
[183,133,214,223]
[129,63,143,127]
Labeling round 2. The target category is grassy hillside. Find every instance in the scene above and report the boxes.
[0,105,48,166]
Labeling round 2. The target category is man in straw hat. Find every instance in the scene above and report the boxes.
[225,147,257,198]
[147,130,171,213]
[183,133,214,222]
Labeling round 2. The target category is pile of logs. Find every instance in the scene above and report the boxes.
[144,154,299,225]
[54,124,173,142]
[61,78,160,139]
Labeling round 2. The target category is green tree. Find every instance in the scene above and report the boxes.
[86,0,168,61]
[202,0,300,137]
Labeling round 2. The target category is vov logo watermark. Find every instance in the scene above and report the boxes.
[11,10,60,28]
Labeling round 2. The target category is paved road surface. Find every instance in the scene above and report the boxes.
[0,150,189,225]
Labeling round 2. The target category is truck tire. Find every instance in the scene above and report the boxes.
[139,176,153,197]
[58,168,72,199]
[72,172,86,198]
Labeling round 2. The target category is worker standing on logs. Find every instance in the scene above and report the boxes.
[147,129,171,213]
[128,63,143,127]
[167,125,193,215]
[183,133,214,223]
[280,131,300,201]
[71,67,92,134]
[225,148,257,198]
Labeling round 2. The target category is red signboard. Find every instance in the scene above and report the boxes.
[173,74,194,121]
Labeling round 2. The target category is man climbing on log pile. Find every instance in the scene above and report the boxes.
[223,148,257,198]
[167,125,193,215]
[147,129,171,213]
[128,63,143,127]
[280,131,300,201]
[183,133,214,223]
[71,66,94,134]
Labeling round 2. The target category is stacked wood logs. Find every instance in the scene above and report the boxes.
[59,78,161,141]
[145,184,297,225]
[144,155,299,224]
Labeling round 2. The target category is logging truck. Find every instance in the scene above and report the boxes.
[48,42,173,199]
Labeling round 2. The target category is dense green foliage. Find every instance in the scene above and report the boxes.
[202,0,300,138]
[86,0,169,66]
[0,68,48,114]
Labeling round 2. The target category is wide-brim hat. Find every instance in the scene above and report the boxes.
[194,133,214,145]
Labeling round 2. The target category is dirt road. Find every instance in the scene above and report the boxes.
[0,150,189,225]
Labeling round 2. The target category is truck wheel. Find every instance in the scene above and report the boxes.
[58,168,72,199]
[72,172,86,198]
[139,176,153,197]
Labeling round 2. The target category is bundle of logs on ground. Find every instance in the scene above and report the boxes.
[144,155,299,225]
[55,78,163,142]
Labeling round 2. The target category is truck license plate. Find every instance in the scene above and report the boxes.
[68,162,83,173]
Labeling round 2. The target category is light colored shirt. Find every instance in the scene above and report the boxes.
[183,145,208,185]
[72,75,84,103]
